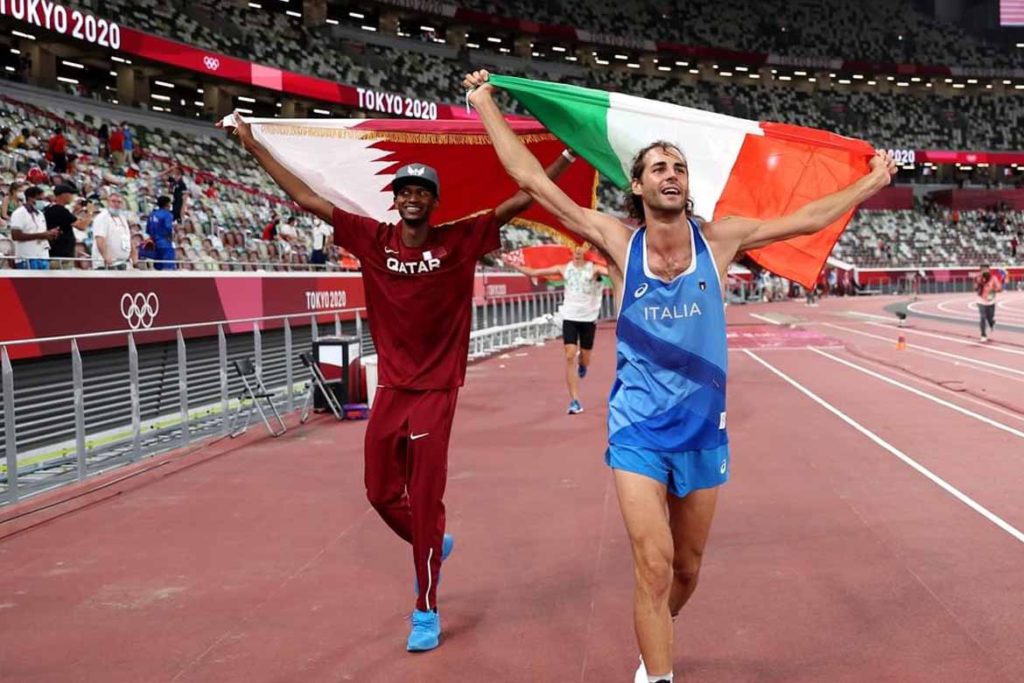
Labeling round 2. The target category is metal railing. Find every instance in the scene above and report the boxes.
[0,288,604,505]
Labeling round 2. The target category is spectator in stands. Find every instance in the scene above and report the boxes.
[146,195,176,270]
[1011,234,1018,259]
[48,128,69,174]
[98,124,110,159]
[121,122,135,164]
[9,186,56,270]
[278,215,298,251]
[262,214,279,240]
[92,193,133,270]
[7,128,31,151]
[0,127,10,149]
[109,125,125,167]
[45,184,94,269]
[166,167,188,222]
[310,220,332,266]
[1,181,26,224]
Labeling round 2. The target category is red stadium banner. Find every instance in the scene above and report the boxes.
[0,272,537,360]
[1001,0,1024,26]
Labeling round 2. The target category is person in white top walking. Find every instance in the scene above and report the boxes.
[506,245,608,414]
[91,193,134,270]
[975,263,1003,342]
[8,186,57,269]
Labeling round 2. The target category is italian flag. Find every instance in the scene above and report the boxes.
[220,115,598,242]
[489,74,876,287]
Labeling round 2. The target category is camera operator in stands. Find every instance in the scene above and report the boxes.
[91,192,134,270]
[45,183,94,269]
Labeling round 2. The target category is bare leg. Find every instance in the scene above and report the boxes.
[667,487,719,617]
[614,469,674,677]
[578,347,592,373]
[564,343,580,400]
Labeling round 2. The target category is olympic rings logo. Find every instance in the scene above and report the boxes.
[120,292,160,330]
[203,56,220,71]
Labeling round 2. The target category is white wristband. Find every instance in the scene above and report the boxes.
[561,149,577,163]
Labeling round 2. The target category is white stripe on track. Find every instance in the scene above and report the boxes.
[863,321,1024,357]
[743,350,1024,544]
[822,323,1024,380]
[749,313,783,325]
[807,346,1024,440]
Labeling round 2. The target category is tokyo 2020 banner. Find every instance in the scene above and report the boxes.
[0,272,535,360]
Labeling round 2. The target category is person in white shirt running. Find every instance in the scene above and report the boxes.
[506,245,608,414]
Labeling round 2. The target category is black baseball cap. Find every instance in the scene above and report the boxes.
[54,183,77,196]
[392,163,440,198]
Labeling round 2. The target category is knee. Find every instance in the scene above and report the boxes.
[365,482,401,509]
[564,347,577,362]
[634,547,673,598]
[672,548,705,587]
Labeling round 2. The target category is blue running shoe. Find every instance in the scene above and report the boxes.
[567,399,584,415]
[407,609,441,652]
[415,533,455,595]
[578,363,588,379]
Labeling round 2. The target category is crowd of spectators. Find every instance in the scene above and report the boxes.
[0,96,358,271]
[62,0,1023,152]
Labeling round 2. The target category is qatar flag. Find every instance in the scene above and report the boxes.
[219,115,598,244]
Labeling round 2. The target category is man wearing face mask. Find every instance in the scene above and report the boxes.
[91,193,133,270]
[9,186,57,270]
[45,183,94,269]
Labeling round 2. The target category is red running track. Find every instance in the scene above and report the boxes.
[1,294,1022,682]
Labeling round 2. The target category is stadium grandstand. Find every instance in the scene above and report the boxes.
[1,1,1024,681]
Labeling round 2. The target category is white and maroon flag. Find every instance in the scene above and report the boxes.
[489,74,876,287]
[220,115,597,242]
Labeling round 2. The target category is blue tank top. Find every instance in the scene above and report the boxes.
[608,219,728,453]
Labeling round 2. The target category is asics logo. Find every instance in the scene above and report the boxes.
[203,56,220,71]
[120,292,160,330]
[384,247,399,255]
[634,283,648,298]
[407,166,426,176]
[720,460,727,475]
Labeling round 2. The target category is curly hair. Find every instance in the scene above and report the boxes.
[625,141,694,223]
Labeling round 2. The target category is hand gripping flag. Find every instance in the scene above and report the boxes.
[488,74,876,288]
[219,115,597,243]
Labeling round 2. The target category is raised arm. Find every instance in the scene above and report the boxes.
[465,71,630,263]
[712,151,897,254]
[493,153,572,225]
[223,112,334,224]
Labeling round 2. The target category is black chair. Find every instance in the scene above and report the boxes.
[299,352,344,423]
[228,358,286,438]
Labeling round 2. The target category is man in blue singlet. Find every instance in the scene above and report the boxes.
[466,70,896,683]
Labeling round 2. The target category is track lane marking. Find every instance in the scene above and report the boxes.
[743,350,1024,545]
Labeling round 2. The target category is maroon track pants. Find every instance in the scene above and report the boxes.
[363,386,458,612]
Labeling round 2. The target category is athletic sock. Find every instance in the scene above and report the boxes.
[648,674,672,683]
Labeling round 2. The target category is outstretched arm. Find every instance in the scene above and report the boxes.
[503,256,564,278]
[712,151,897,253]
[494,154,573,225]
[222,112,334,224]
[465,71,630,264]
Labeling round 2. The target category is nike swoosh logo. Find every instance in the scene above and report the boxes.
[410,432,429,441]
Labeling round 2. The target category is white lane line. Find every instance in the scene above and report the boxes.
[749,313,783,325]
[863,322,1024,357]
[822,323,1024,379]
[847,311,900,322]
[808,346,1024,440]
[743,350,1024,545]
[908,299,1024,329]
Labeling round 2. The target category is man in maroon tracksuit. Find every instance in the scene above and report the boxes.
[229,112,572,651]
